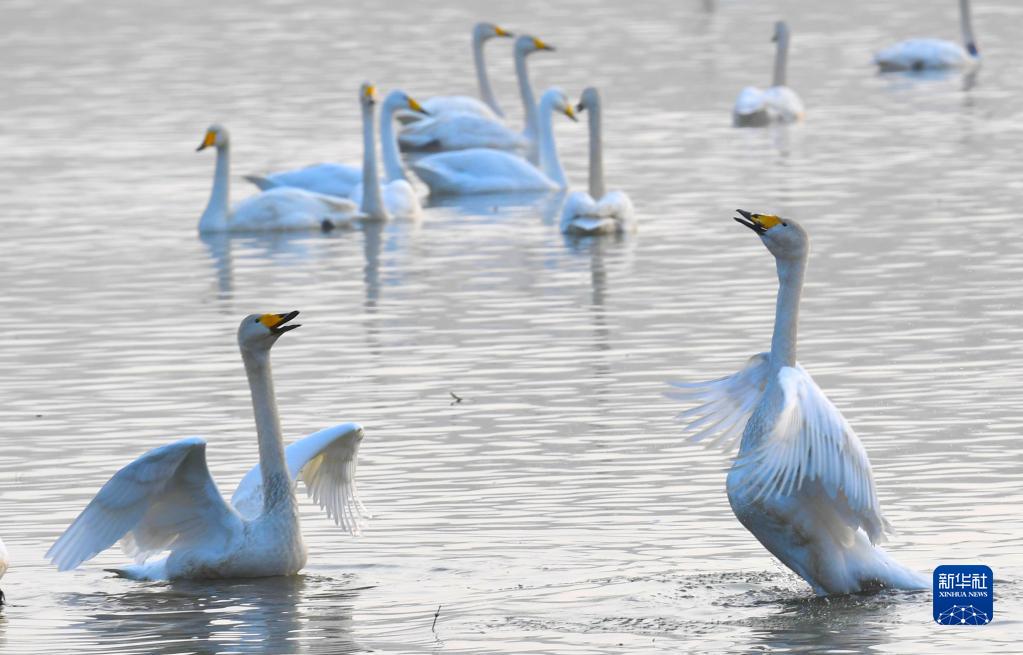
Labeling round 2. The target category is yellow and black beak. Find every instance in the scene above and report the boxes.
[734,209,782,235]
[495,25,513,38]
[197,130,217,152]
[258,310,301,335]
[533,37,555,52]
[407,96,429,116]
[563,104,578,122]
[364,84,378,105]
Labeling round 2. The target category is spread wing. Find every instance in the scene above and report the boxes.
[231,423,367,534]
[666,353,771,451]
[47,437,242,571]
[735,366,889,543]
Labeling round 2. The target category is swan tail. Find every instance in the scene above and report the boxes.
[859,547,929,592]
[244,174,279,191]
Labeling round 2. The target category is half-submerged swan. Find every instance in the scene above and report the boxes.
[196,126,358,233]
[874,0,979,72]
[733,21,805,127]
[667,211,928,596]
[560,87,635,235]
[411,88,576,195]
[47,312,368,580]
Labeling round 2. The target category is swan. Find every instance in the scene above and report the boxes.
[0,536,7,605]
[245,89,428,202]
[874,0,979,72]
[196,126,358,233]
[733,21,805,127]
[410,88,576,195]
[560,87,635,236]
[399,35,556,160]
[46,312,368,580]
[667,211,929,596]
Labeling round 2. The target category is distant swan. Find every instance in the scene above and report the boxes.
[560,87,635,236]
[399,35,556,161]
[733,21,805,127]
[196,126,358,233]
[47,312,368,580]
[411,88,576,195]
[667,211,928,596]
[874,0,979,72]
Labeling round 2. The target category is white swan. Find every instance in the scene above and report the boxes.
[246,89,428,203]
[667,211,928,596]
[733,21,805,127]
[399,35,555,160]
[874,0,979,72]
[46,312,368,580]
[0,536,7,605]
[560,87,635,236]
[196,126,358,233]
[411,88,576,195]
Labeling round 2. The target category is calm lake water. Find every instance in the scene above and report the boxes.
[1,0,1021,652]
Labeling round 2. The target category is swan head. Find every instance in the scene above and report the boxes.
[360,82,379,108]
[516,34,556,56]
[384,89,429,117]
[475,22,513,40]
[197,124,229,151]
[238,311,301,352]
[734,209,808,261]
[772,21,790,43]
[540,88,578,122]
[575,87,600,113]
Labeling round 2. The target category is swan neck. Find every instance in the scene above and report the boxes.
[537,96,566,187]
[241,348,294,513]
[379,97,406,183]
[360,101,387,219]
[586,100,605,200]
[515,48,538,140]
[960,0,978,55]
[200,145,230,232]
[770,255,806,370]
[474,32,504,117]
[772,31,789,87]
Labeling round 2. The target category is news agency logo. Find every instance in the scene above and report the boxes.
[933,564,993,625]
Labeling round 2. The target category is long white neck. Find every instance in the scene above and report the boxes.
[199,144,230,232]
[537,95,566,188]
[379,94,407,183]
[585,98,605,200]
[960,0,978,56]
[770,255,806,371]
[241,347,295,513]
[360,100,387,220]
[772,30,789,87]
[473,32,504,117]
[515,47,538,142]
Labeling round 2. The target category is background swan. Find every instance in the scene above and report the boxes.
[733,21,805,127]
[196,125,357,233]
[667,211,928,596]
[560,87,635,236]
[411,88,576,195]
[399,35,555,160]
[46,312,368,580]
[874,0,979,72]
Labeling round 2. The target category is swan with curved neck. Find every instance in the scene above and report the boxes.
[874,0,979,72]
[47,312,368,580]
[398,34,555,158]
[410,88,576,195]
[560,87,635,235]
[197,126,358,233]
[733,21,804,127]
[668,212,929,595]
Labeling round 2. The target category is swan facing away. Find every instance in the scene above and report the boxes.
[560,87,635,236]
[733,21,805,127]
[411,88,576,195]
[46,312,368,580]
[399,35,555,158]
[874,0,979,72]
[667,211,928,596]
[197,126,358,233]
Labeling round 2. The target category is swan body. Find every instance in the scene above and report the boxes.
[560,88,635,236]
[874,0,979,72]
[46,312,367,581]
[411,88,576,195]
[734,22,804,127]
[668,211,928,596]
[399,35,555,161]
[245,164,361,198]
[196,126,358,233]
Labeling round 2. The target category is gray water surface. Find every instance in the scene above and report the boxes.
[1,0,1021,652]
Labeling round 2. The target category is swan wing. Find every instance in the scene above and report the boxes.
[399,112,527,152]
[412,148,556,195]
[383,179,423,221]
[736,366,888,543]
[46,437,242,571]
[231,188,357,231]
[232,423,367,534]
[763,86,805,123]
[423,96,500,120]
[666,352,772,450]
[250,163,362,198]
[733,86,767,116]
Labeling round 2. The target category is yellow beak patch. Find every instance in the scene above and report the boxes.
[533,37,550,50]
[407,96,425,113]
[564,105,576,120]
[750,214,783,230]
[201,130,217,148]
[258,314,284,329]
[364,84,377,101]
[495,25,511,37]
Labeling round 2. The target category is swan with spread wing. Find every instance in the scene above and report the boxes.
[46,312,367,580]
[667,211,927,596]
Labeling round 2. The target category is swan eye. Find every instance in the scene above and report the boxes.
[782,221,788,226]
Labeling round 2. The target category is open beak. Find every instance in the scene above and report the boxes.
[407,96,429,116]
[196,130,216,152]
[734,209,767,234]
[261,310,301,334]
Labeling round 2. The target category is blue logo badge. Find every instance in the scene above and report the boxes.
[933,564,993,625]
